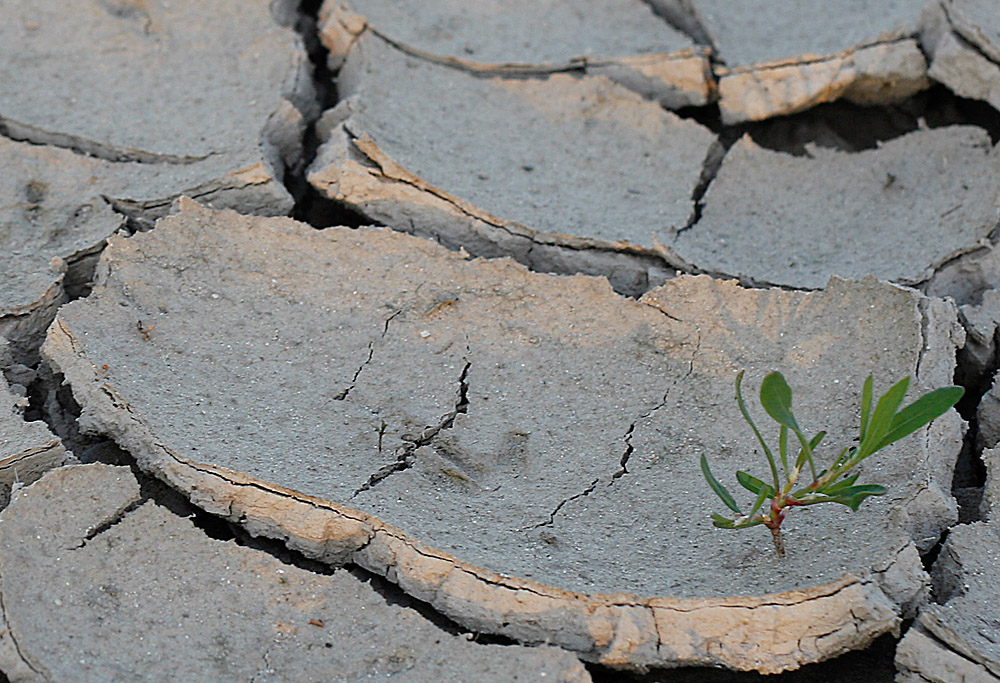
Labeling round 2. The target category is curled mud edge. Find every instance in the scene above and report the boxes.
[715,37,930,124]
[45,317,918,675]
[307,126,678,296]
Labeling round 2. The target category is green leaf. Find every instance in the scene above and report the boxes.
[710,513,736,529]
[830,484,887,511]
[779,426,789,477]
[821,473,860,495]
[760,372,801,431]
[736,470,774,497]
[875,386,964,451]
[859,375,873,442]
[858,377,910,459]
[809,431,826,451]
[747,487,770,520]
[701,454,741,513]
[735,370,780,489]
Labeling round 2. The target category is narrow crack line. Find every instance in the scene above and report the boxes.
[367,27,585,79]
[521,478,601,531]
[382,308,402,335]
[351,350,471,498]
[349,443,416,499]
[615,423,637,479]
[333,309,401,401]
[685,331,702,379]
[0,585,45,678]
[673,138,726,237]
[723,35,920,74]
[250,638,276,683]
[333,341,375,401]
[0,114,214,165]
[650,306,685,323]
[613,379,680,481]
[79,497,145,547]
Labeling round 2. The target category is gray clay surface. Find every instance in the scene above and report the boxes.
[0,464,590,682]
[333,0,693,66]
[46,202,961,604]
[0,136,262,365]
[312,33,714,249]
[672,126,1000,289]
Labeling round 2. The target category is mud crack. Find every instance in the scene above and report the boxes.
[78,496,145,548]
[0,114,214,165]
[351,354,471,498]
[521,478,601,531]
[333,309,401,401]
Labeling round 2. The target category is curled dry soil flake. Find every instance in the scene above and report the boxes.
[317,0,711,108]
[308,33,715,296]
[691,0,930,123]
[0,464,590,682]
[43,200,965,673]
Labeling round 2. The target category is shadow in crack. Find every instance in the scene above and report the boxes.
[285,0,372,230]
[737,85,1000,156]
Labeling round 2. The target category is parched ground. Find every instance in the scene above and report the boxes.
[2,1,1000,681]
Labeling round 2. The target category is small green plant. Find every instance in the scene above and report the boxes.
[701,371,963,556]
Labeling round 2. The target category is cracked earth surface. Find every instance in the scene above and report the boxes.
[2,0,1000,681]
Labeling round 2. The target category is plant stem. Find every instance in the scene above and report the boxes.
[770,525,784,556]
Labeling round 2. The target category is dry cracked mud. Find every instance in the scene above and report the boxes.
[3,0,1000,681]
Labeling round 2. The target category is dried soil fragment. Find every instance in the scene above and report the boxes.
[43,200,964,673]
[672,126,1000,289]
[0,464,590,682]
[0,0,313,218]
[896,402,1000,682]
[896,523,1000,682]
[922,0,1000,112]
[0,339,70,511]
[308,33,714,295]
[691,0,929,123]
[317,0,711,108]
